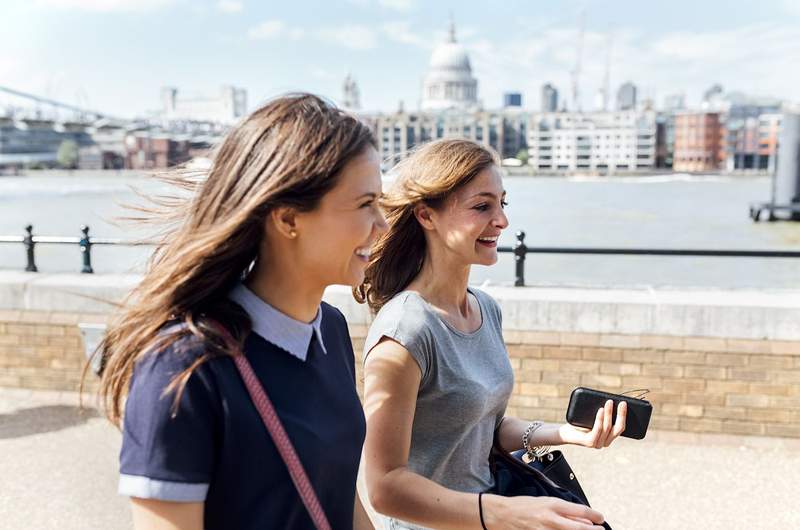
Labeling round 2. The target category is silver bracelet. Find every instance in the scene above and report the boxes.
[522,421,551,463]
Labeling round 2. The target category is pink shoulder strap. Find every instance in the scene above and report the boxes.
[210,320,332,530]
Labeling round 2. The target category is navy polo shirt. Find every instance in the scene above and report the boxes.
[118,296,366,529]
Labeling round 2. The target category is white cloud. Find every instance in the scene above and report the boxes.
[288,28,306,40]
[247,20,305,41]
[34,0,175,12]
[217,0,242,13]
[311,67,333,79]
[461,21,800,111]
[247,20,286,40]
[381,21,429,48]
[248,21,373,49]
[0,56,21,78]
[319,25,377,50]
[783,0,800,16]
[345,0,415,10]
[378,0,415,11]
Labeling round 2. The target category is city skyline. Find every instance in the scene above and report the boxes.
[2,0,800,118]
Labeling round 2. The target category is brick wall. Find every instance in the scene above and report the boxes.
[2,311,799,439]
[499,330,800,439]
[349,326,800,439]
[0,310,105,393]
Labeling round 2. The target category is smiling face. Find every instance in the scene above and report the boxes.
[419,164,509,267]
[295,146,388,287]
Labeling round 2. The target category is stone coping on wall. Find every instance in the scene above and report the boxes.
[1,271,798,341]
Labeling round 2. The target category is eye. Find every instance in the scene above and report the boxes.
[360,199,374,209]
[474,203,489,211]
[501,200,509,208]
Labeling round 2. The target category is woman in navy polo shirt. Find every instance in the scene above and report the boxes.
[95,94,387,529]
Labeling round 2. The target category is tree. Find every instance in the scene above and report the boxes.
[515,148,529,165]
[57,139,79,169]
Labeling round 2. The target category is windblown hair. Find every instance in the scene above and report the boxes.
[93,93,375,426]
[354,138,499,313]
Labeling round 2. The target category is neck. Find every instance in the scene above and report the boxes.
[245,255,325,324]
[409,245,471,315]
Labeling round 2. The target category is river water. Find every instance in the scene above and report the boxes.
[1,172,798,290]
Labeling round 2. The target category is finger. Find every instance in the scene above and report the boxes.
[562,521,606,530]
[558,515,607,530]
[596,400,613,448]
[553,498,605,524]
[564,515,606,527]
[565,517,594,524]
[588,407,604,447]
[610,400,628,441]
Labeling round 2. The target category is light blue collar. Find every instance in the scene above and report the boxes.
[228,283,326,362]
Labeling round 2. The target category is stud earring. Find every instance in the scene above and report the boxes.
[289,230,297,238]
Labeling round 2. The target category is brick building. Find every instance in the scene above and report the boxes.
[673,112,726,172]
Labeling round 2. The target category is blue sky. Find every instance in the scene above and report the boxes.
[2,0,799,118]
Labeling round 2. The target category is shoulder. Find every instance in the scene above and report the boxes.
[129,325,222,400]
[365,291,438,363]
[136,325,210,371]
[372,291,435,339]
[377,291,431,324]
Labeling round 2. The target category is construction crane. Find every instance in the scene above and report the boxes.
[0,85,111,123]
[571,9,585,113]
[601,34,613,112]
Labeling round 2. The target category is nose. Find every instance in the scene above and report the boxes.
[496,206,509,230]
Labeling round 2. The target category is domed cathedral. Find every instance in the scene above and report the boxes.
[420,17,479,111]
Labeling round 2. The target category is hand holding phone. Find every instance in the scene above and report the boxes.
[566,387,652,440]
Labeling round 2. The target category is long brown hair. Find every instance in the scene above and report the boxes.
[354,138,499,313]
[95,93,376,425]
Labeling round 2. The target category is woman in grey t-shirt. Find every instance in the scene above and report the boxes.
[356,139,627,530]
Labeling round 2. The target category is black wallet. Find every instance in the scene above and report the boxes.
[566,387,652,440]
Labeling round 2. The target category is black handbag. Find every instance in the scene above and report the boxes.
[488,443,612,530]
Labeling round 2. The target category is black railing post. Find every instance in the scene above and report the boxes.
[24,225,37,272]
[80,225,93,274]
[513,230,527,287]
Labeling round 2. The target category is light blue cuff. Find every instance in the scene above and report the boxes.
[119,474,209,502]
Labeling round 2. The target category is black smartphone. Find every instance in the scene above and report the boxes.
[566,387,652,440]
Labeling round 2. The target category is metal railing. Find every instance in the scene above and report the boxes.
[498,231,800,286]
[0,225,153,274]
[1,226,799,285]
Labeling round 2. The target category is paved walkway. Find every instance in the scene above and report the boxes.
[2,387,799,530]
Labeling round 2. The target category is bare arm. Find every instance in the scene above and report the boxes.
[353,490,375,530]
[363,338,606,530]
[497,401,628,453]
[496,417,566,452]
[130,499,203,530]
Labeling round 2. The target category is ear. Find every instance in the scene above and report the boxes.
[268,206,299,240]
[413,202,436,231]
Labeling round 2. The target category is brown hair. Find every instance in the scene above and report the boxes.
[354,138,499,313]
[93,93,376,425]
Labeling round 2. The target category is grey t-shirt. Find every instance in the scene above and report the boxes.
[364,287,515,530]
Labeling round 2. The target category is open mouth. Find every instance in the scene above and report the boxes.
[354,246,371,262]
[477,235,499,248]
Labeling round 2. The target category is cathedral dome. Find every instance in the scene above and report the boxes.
[429,41,472,72]
[420,19,479,111]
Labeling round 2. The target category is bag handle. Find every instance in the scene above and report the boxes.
[208,320,332,530]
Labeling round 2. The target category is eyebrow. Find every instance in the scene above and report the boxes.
[355,192,381,200]
[469,191,507,200]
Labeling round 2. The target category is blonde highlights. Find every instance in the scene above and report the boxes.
[354,139,499,313]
